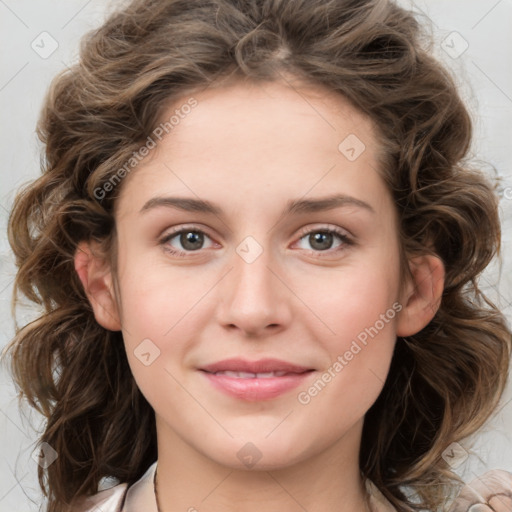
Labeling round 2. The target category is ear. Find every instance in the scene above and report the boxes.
[74,241,122,331]
[396,254,445,337]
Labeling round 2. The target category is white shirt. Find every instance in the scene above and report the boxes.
[75,462,512,512]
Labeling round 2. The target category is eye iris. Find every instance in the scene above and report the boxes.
[181,231,204,250]
[309,232,333,251]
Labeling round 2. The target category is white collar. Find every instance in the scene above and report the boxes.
[121,461,159,512]
[120,461,397,512]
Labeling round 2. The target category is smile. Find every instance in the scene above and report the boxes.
[199,358,315,401]
[209,370,289,378]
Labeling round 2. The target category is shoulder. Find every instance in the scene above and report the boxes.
[73,482,128,512]
[448,469,512,511]
[365,479,398,511]
[73,461,158,512]
[366,470,512,512]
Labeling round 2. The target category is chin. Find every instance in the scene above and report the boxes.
[204,436,311,472]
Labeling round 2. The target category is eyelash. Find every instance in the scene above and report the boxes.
[159,224,354,259]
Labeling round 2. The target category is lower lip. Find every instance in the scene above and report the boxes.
[200,371,314,401]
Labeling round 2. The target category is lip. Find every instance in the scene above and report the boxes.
[200,358,312,374]
[199,358,315,401]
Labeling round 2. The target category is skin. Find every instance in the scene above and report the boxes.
[75,78,444,512]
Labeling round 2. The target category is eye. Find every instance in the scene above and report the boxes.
[294,226,353,255]
[159,224,354,259]
[160,227,216,257]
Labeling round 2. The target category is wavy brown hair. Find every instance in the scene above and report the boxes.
[2,0,511,511]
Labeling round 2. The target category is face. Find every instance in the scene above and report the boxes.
[104,79,409,470]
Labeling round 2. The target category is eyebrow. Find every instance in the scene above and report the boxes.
[140,194,375,217]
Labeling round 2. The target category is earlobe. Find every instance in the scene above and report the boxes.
[396,254,445,337]
[74,241,122,331]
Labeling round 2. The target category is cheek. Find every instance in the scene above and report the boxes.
[296,250,401,406]
[300,260,400,342]
[114,255,226,399]
[115,266,199,405]
[116,251,208,339]
[296,271,399,433]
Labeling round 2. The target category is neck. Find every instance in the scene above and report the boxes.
[154,416,370,512]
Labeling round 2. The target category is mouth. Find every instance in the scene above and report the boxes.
[200,357,313,374]
[198,358,315,401]
[204,370,297,378]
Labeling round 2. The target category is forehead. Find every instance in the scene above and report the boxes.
[164,78,379,154]
[115,78,390,219]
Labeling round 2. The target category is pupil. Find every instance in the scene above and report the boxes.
[181,231,203,250]
[310,232,332,251]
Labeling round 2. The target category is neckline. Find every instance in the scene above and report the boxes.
[122,461,397,512]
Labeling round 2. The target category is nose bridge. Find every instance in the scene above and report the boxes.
[216,236,291,335]
[234,245,274,301]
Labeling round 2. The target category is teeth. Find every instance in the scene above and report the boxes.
[214,370,288,378]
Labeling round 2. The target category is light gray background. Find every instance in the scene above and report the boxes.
[0,1,511,510]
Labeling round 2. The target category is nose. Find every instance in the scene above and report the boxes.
[215,242,292,338]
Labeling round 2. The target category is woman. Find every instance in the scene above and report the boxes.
[4,0,511,510]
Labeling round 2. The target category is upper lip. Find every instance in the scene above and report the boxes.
[200,358,313,374]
